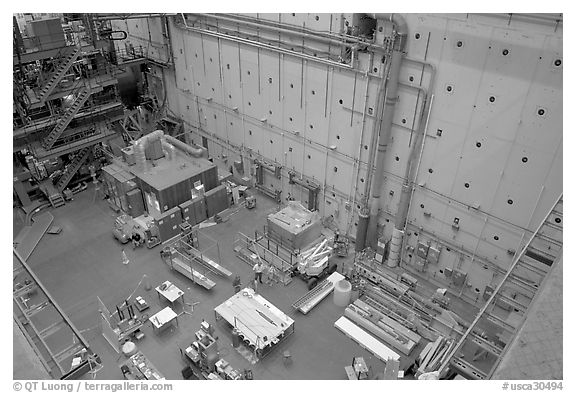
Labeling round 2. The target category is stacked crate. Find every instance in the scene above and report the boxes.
[126,189,145,218]
[101,163,137,214]
[204,184,229,217]
[155,206,182,242]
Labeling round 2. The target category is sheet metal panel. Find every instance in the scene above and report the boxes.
[179,199,196,224]
[304,62,329,146]
[327,71,356,158]
[259,52,282,128]
[185,34,209,98]
[281,56,305,134]
[192,197,207,224]
[126,189,145,218]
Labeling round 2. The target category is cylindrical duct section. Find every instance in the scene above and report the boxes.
[134,130,165,172]
[231,328,241,348]
[134,140,146,172]
[333,280,352,307]
[164,134,205,157]
[387,227,404,267]
[160,139,176,161]
[355,208,370,251]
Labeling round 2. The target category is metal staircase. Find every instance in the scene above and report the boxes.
[42,86,91,150]
[56,147,92,192]
[439,194,563,380]
[37,46,81,106]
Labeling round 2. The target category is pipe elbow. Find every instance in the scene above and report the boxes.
[366,13,408,51]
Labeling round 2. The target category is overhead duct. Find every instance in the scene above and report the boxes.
[134,129,165,172]
[363,13,408,249]
[163,134,206,158]
[160,139,176,161]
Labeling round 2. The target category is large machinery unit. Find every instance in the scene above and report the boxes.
[266,201,322,251]
[106,129,223,243]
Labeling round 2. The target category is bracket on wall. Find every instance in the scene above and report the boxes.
[288,171,320,212]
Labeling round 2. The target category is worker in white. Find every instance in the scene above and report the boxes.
[253,261,264,284]
[267,264,277,286]
[122,249,130,265]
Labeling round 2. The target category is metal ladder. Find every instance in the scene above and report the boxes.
[42,86,91,150]
[37,46,81,106]
[55,147,92,192]
[439,194,563,379]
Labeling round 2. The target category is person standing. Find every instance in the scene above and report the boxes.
[267,264,277,286]
[122,248,130,265]
[253,261,264,284]
[232,275,242,293]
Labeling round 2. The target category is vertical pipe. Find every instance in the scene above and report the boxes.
[365,48,404,247]
[355,209,370,251]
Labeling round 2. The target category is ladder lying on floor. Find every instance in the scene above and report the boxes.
[438,194,563,379]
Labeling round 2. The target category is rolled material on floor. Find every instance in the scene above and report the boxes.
[333,280,352,307]
[387,228,404,267]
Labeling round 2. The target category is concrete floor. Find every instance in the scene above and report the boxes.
[16,183,416,380]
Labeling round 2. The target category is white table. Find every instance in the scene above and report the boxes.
[214,288,295,356]
[155,281,184,306]
[150,306,178,334]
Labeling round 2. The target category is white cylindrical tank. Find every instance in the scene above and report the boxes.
[387,228,404,268]
[333,279,352,307]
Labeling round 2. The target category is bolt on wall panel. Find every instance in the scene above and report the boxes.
[490,148,554,228]
[281,56,306,134]
[444,20,493,69]
[529,146,562,232]
[405,14,449,64]
[300,143,326,183]
[431,61,485,128]
[486,28,545,83]
[185,34,209,99]
[259,52,283,126]
[303,62,329,146]
[326,71,356,157]
[477,221,523,269]
[284,141,304,175]
[439,204,490,251]
[451,136,510,210]
[393,85,420,136]
[179,90,199,127]
[239,46,262,119]
[202,36,224,102]
[532,35,562,89]
[220,40,243,109]
[415,139,459,198]
[325,154,354,196]
[225,113,243,149]
[173,32,189,90]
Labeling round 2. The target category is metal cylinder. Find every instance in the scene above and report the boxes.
[387,228,404,267]
[160,139,176,161]
[355,209,370,251]
[231,328,241,348]
[163,134,205,157]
